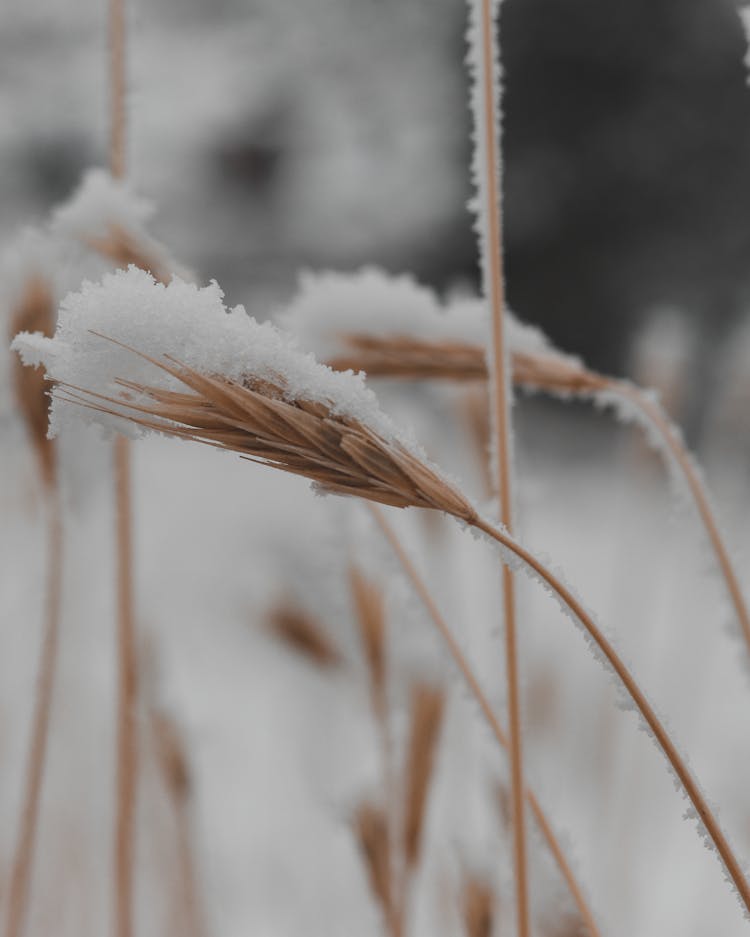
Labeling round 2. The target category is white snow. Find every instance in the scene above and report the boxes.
[279,265,568,366]
[11,266,416,449]
[51,168,192,282]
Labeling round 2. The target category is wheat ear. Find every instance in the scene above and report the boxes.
[56,338,750,916]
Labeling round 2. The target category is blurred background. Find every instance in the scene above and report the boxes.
[3,0,750,439]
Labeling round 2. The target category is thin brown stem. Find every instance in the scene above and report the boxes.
[471,514,750,916]
[477,1,529,933]
[3,493,63,937]
[368,505,602,937]
[612,380,750,657]
[109,2,137,936]
[114,436,138,937]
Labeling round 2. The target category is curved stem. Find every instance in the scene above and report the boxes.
[368,505,602,937]
[471,514,750,916]
[612,380,750,657]
[4,492,63,937]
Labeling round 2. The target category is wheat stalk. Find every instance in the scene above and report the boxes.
[4,274,61,937]
[473,0,529,931]
[52,335,750,917]
[108,2,138,936]
[3,497,62,937]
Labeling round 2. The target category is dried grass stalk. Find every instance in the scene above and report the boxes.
[349,567,387,710]
[402,682,445,870]
[3,496,62,937]
[150,708,206,937]
[476,0,529,929]
[9,276,56,487]
[353,802,400,937]
[461,877,495,937]
[266,603,341,668]
[108,3,138,934]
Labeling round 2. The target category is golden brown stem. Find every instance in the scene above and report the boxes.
[150,710,207,937]
[109,1,137,935]
[114,435,138,937]
[477,1,529,933]
[612,380,750,657]
[471,514,750,916]
[3,493,63,937]
[368,506,602,937]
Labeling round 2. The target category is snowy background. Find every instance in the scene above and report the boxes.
[2,0,750,935]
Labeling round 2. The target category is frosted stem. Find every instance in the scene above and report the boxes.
[472,515,750,917]
[469,1,529,932]
[611,380,750,659]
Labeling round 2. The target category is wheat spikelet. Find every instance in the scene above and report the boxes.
[353,801,399,935]
[461,877,495,937]
[8,276,56,487]
[402,681,445,870]
[266,603,341,668]
[349,567,387,710]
